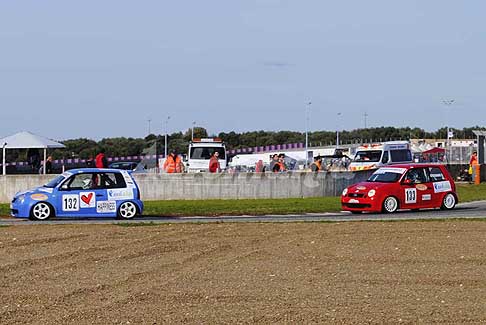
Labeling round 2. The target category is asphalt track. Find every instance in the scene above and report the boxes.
[1,201,486,226]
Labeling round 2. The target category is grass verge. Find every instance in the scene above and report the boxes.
[0,183,485,217]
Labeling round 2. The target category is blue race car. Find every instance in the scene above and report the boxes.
[11,168,144,220]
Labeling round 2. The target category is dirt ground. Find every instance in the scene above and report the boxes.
[1,221,486,324]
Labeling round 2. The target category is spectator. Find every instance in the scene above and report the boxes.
[269,154,278,172]
[86,155,95,168]
[469,151,478,183]
[164,150,183,173]
[209,151,221,173]
[310,156,322,172]
[95,150,108,168]
[274,154,287,173]
[39,156,53,174]
[27,148,41,173]
[255,160,264,173]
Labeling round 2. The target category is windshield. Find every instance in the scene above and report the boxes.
[190,147,226,160]
[44,175,67,188]
[367,167,406,183]
[354,150,382,162]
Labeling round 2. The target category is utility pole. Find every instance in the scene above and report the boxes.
[443,99,455,162]
[147,118,152,135]
[192,121,196,141]
[336,112,342,148]
[164,116,171,158]
[305,101,311,168]
[364,112,368,129]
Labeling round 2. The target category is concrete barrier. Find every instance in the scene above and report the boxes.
[0,171,375,203]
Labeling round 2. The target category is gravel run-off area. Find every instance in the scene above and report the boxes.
[1,221,486,324]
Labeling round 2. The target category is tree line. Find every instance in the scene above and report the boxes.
[4,126,485,162]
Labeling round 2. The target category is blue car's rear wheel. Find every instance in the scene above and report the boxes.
[30,202,53,221]
[118,201,138,219]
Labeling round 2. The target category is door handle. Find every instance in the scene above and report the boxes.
[96,194,104,197]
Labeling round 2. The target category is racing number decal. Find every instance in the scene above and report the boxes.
[62,194,79,211]
[405,188,417,204]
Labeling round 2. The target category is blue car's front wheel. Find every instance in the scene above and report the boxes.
[30,202,53,221]
[118,201,138,219]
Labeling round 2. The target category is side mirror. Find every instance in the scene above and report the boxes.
[403,179,412,185]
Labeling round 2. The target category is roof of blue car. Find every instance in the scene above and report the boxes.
[66,168,130,174]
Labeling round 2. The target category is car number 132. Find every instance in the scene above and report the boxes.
[62,194,79,211]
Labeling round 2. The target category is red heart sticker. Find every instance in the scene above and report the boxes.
[81,193,93,205]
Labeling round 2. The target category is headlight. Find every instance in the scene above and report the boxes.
[368,189,376,197]
[342,188,348,196]
[18,194,25,204]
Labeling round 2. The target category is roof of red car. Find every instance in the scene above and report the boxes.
[382,163,446,169]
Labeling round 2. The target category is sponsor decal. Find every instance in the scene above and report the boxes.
[62,194,79,211]
[433,181,452,193]
[416,184,428,191]
[31,193,48,201]
[349,199,360,204]
[120,171,136,189]
[356,186,367,191]
[422,194,432,201]
[375,167,407,174]
[405,188,417,204]
[96,201,117,213]
[79,191,96,208]
[38,187,54,194]
[107,188,133,200]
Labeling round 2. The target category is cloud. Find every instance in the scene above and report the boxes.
[262,61,295,68]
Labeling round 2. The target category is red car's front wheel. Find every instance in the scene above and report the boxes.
[382,196,399,213]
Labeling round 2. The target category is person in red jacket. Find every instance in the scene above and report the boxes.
[95,150,108,168]
[209,151,221,173]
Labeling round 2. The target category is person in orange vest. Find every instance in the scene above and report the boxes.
[276,154,287,172]
[310,156,322,172]
[163,150,183,173]
[209,151,221,173]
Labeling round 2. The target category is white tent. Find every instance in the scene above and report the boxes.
[0,131,65,175]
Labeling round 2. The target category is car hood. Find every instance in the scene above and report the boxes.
[15,186,54,198]
[346,182,393,193]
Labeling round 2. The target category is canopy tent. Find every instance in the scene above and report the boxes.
[422,147,446,154]
[0,131,65,175]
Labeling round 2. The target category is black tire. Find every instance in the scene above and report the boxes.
[117,201,138,219]
[30,202,54,221]
[441,193,456,210]
[382,196,399,213]
[351,211,362,214]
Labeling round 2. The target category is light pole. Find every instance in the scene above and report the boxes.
[2,142,7,175]
[147,118,152,135]
[305,101,311,168]
[192,121,196,141]
[164,116,171,158]
[443,99,454,162]
[336,112,342,149]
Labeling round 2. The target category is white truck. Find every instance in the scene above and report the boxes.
[349,141,413,171]
[186,138,227,172]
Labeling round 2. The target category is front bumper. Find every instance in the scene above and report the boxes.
[10,201,32,218]
[341,196,381,213]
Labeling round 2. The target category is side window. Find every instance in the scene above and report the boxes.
[404,168,428,184]
[61,173,98,190]
[428,167,445,182]
[381,151,389,164]
[98,172,127,189]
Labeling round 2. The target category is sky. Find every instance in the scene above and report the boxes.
[0,0,485,140]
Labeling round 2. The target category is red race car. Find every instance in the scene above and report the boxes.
[341,164,458,214]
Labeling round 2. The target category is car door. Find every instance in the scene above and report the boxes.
[57,172,106,217]
[400,168,435,209]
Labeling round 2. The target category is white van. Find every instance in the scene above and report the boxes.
[349,141,412,171]
[186,138,227,172]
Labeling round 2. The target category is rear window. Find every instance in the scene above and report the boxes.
[390,150,412,162]
[428,167,446,182]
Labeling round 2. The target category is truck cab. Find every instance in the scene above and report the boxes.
[349,141,413,171]
[186,138,227,172]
